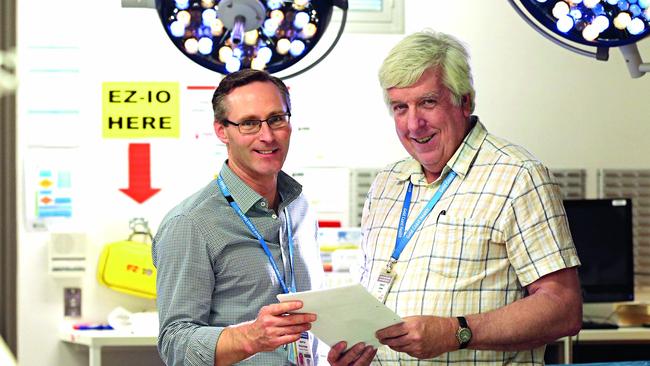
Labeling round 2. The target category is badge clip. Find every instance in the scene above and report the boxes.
[385,258,397,273]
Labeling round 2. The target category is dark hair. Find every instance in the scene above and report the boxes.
[212,69,291,125]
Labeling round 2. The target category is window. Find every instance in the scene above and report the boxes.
[332,0,404,34]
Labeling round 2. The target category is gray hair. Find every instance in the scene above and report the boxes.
[378,29,475,113]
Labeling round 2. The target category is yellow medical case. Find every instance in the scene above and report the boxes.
[96,218,156,299]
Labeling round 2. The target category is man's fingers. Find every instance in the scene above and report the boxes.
[332,341,347,352]
[337,342,368,364]
[263,301,304,315]
[376,322,408,340]
[327,342,346,364]
[328,342,376,366]
[259,302,317,325]
[272,323,312,336]
[380,334,411,348]
[274,312,317,326]
[263,302,317,319]
[352,345,377,366]
[271,333,302,349]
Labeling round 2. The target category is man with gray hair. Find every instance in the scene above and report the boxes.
[351,30,582,364]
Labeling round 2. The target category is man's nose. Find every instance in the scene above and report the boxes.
[406,108,426,131]
[257,121,275,141]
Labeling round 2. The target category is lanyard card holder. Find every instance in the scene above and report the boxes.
[97,218,157,299]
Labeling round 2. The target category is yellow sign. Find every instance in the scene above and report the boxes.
[102,82,180,138]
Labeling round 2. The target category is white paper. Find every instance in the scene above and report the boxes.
[277,284,402,349]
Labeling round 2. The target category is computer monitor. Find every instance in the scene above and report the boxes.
[563,198,634,303]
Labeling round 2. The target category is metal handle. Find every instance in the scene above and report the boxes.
[127,217,153,243]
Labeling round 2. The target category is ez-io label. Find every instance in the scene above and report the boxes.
[102,82,180,138]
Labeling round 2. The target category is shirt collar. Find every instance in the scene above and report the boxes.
[393,116,488,185]
[219,162,302,214]
[277,170,302,212]
[447,116,487,179]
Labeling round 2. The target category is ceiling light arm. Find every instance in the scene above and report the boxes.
[279,0,348,80]
[619,43,650,78]
[230,15,246,45]
[508,0,598,59]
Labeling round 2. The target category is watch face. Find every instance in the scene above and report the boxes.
[459,328,472,343]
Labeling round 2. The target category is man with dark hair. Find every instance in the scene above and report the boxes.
[154,69,323,366]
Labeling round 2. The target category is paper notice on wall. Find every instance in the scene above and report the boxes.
[21,44,84,147]
[182,84,227,178]
[23,147,82,231]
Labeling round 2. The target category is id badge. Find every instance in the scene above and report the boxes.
[371,268,396,304]
[288,340,299,365]
[296,331,314,366]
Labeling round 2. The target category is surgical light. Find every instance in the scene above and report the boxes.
[244,29,259,46]
[198,37,214,54]
[614,11,632,28]
[218,46,233,62]
[184,38,199,54]
[302,22,317,38]
[202,8,218,25]
[558,14,575,32]
[170,20,186,37]
[225,57,241,72]
[594,14,610,31]
[257,46,272,63]
[175,0,190,9]
[177,10,191,25]
[155,0,349,78]
[276,38,291,55]
[289,39,306,56]
[511,0,650,77]
[267,0,282,10]
[293,12,310,29]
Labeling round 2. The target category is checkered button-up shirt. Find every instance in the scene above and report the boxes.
[153,163,323,366]
[359,118,580,365]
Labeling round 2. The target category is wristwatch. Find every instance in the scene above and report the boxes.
[455,316,472,349]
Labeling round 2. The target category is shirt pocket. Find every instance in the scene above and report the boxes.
[428,215,496,279]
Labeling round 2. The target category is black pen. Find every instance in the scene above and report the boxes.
[437,210,447,223]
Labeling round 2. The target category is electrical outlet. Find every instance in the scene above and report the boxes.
[64,287,81,317]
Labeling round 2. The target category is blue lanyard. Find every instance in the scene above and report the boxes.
[217,175,296,294]
[389,171,457,271]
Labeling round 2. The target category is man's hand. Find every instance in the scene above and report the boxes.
[239,301,316,354]
[375,316,456,360]
[216,301,316,365]
[327,341,376,366]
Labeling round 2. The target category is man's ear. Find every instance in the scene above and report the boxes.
[214,121,229,144]
[461,94,471,116]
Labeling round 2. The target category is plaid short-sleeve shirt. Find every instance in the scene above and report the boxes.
[359,118,580,365]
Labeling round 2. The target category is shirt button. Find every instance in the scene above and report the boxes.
[271,214,278,219]
[260,202,266,207]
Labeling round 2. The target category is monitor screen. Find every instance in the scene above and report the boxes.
[563,198,634,303]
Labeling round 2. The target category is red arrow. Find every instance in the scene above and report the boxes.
[119,143,160,204]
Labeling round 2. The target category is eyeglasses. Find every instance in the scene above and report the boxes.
[224,112,291,135]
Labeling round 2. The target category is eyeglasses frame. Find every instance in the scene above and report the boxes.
[223,112,292,134]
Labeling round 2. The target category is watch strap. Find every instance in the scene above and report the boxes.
[456,316,471,349]
[457,316,468,328]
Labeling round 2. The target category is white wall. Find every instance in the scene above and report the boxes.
[16,1,650,365]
